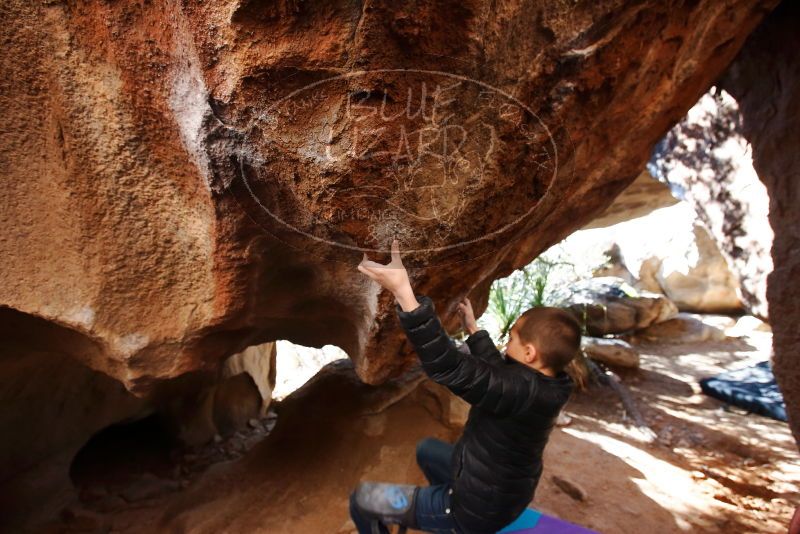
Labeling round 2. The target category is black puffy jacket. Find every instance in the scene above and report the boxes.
[396,295,574,534]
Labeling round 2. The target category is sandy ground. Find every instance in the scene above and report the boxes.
[49,329,798,534]
[536,330,798,533]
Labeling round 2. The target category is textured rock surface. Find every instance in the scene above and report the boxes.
[0,0,773,386]
[166,343,277,446]
[718,0,800,444]
[640,224,743,313]
[222,342,277,415]
[634,313,727,345]
[590,221,744,315]
[592,244,638,285]
[558,277,678,336]
[581,337,640,369]
[0,0,781,519]
[101,343,795,534]
[0,309,148,525]
[650,89,772,319]
[582,171,678,230]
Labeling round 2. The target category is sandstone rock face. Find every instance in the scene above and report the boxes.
[717,0,800,444]
[650,90,772,319]
[590,223,744,316]
[592,244,638,285]
[212,373,262,437]
[0,309,148,524]
[0,0,773,385]
[640,224,744,314]
[222,342,277,415]
[558,277,678,336]
[136,342,276,448]
[582,171,678,230]
[0,0,780,520]
[415,380,472,429]
[158,360,444,533]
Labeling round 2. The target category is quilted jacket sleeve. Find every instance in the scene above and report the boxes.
[396,295,537,417]
[465,329,505,365]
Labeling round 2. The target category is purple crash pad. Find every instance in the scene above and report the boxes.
[497,508,597,534]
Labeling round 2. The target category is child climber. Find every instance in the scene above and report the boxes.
[350,239,581,534]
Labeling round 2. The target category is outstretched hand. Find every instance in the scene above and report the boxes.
[357,238,409,294]
[358,239,420,312]
[457,297,480,335]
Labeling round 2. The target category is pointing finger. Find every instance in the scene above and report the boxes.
[390,238,401,264]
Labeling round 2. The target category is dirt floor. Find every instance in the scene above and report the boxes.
[539,330,798,533]
[47,327,798,534]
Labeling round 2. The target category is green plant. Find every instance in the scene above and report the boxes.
[528,256,562,307]
[485,255,574,343]
[487,269,525,342]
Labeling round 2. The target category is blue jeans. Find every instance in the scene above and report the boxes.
[350,437,460,533]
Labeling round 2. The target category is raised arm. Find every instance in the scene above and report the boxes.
[465,330,506,365]
[357,240,538,417]
[457,296,506,365]
[395,295,536,416]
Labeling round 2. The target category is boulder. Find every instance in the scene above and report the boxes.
[726,315,771,338]
[557,277,678,336]
[0,0,781,523]
[586,218,744,316]
[581,338,640,369]
[222,343,277,416]
[591,244,638,286]
[719,0,800,444]
[162,343,277,446]
[634,313,727,344]
[638,257,665,295]
[212,374,263,438]
[414,380,471,429]
[0,0,772,388]
[641,225,744,314]
[651,91,771,319]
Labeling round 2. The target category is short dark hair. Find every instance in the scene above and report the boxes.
[514,307,581,373]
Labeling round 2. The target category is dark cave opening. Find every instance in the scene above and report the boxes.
[69,414,180,492]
